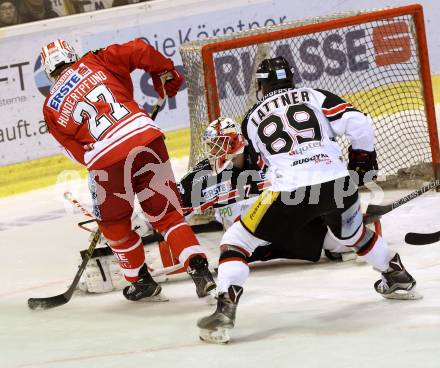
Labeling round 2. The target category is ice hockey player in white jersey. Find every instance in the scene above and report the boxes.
[197,56,421,344]
[181,117,356,263]
[80,117,356,294]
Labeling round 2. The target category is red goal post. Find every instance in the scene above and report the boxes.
[180,4,440,182]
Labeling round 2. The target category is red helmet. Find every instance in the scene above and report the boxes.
[202,117,246,175]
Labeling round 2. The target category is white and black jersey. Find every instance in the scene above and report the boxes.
[178,147,269,228]
[242,87,375,191]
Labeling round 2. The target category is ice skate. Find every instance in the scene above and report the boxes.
[188,256,216,298]
[123,264,168,302]
[197,285,242,344]
[374,253,422,300]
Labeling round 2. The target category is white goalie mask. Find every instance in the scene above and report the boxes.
[41,39,79,82]
[202,117,246,175]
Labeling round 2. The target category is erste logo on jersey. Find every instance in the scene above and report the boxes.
[259,170,267,180]
[203,181,232,201]
[47,63,92,112]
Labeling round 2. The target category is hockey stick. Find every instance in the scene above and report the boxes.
[405,231,440,245]
[364,179,440,222]
[28,228,101,310]
[150,72,172,120]
[150,263,184,277]
[150,96,166,121]
[78,219,96,232]
[28,192,101,310]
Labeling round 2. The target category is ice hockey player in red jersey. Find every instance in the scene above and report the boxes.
[41,39,215,301]
[197,56,420,344]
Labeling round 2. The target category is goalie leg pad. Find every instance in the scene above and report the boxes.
[79,253,129,293]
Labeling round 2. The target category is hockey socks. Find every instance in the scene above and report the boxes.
[163,222,206,268]
[109,233,146,282]
[356,233,394,272]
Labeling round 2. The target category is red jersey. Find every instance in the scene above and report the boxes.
[43,39,173,170]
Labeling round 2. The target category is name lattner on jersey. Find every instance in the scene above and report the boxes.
[249,89,310,125]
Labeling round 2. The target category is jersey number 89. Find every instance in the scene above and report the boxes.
[257,105,322,155]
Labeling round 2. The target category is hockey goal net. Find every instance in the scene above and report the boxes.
[180,4,439,185]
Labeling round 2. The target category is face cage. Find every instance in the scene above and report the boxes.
[203,135,236,175]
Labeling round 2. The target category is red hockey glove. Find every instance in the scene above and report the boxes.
[347,146,378,186]
[151,69,184,98]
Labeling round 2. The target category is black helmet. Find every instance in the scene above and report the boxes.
[256,56,294,95]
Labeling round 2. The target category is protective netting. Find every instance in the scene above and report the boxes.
[180,7,437,181]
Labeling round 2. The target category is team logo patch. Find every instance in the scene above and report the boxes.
[276,69,287,79]
[47,63,91,112]
[202,181,232,201]
[77,63,92,77]
[291,153,332,167]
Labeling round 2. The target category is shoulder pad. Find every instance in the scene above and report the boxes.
[82,49,103,58]
[191,158,211,172]
[241,102,262,141]
[242,101,261,123]
[90,48,103,55]
[180,158,211,186]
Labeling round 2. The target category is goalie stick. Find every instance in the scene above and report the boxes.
[65,192,94,218]
[405,231,440,245]
[364,179,440,223]
[28,97,166,310]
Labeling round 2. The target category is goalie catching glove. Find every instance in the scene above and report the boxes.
[151,68,183,98]
[347,146,378,186]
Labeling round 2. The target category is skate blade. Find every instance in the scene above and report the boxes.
[140,293,170,302]
[381,288,423,300]
[199,328,230,344]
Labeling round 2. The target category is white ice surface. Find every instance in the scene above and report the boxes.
[1,156,440,368]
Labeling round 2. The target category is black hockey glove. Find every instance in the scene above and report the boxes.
[347,146,378,186]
